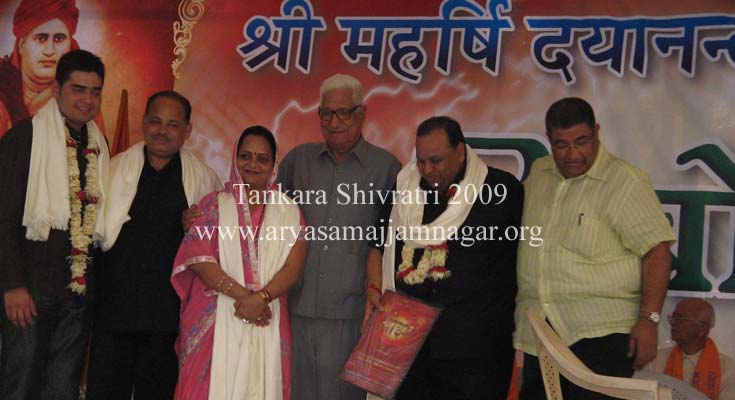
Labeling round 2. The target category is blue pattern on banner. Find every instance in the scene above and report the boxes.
[524,14,735,85]
[237,0,326,74]
[336,0,514,83]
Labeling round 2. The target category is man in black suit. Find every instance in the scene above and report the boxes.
[365,116,525,399]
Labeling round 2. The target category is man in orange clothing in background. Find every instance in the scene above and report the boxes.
[645,299,734,399]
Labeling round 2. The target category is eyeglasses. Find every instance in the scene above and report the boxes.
[667,315,707,325]
[551,134,595,152]
[318,105,361,122]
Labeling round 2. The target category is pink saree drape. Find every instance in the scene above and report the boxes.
[172,195,293,400]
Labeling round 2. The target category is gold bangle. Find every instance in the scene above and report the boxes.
[257,290,270,304]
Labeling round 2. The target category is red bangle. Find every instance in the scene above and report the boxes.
[366,283,381,295]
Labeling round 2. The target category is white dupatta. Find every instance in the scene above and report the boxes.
[209,190,300,400]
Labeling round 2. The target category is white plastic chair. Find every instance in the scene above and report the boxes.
[526,308,673,400]
[633,371,710,400]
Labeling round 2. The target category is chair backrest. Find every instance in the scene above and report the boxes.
[525,308,673,400]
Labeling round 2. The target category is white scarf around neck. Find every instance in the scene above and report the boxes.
[381,145,488,291]
[22,98,109,241]
[99,141,222,251]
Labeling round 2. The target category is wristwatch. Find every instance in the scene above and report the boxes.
[639,311,661,324]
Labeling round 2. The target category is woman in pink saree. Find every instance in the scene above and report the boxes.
[172,126,306,400]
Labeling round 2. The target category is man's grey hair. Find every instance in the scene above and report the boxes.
[320,74,364,106]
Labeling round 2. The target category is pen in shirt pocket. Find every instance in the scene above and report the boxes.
[578,213,584,226]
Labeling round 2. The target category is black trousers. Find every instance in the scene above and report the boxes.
[0,292,90,400]
[86,330,178,400]
[520,333,634,400]
[396,342,514,400]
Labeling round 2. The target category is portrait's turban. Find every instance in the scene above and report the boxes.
[10,0,80,69]
[13,0,79,39]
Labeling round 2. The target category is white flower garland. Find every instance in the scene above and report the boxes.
[66,128,100,294]
[396,242,450,285]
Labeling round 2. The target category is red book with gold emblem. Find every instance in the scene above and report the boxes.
[340,290,441,399]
